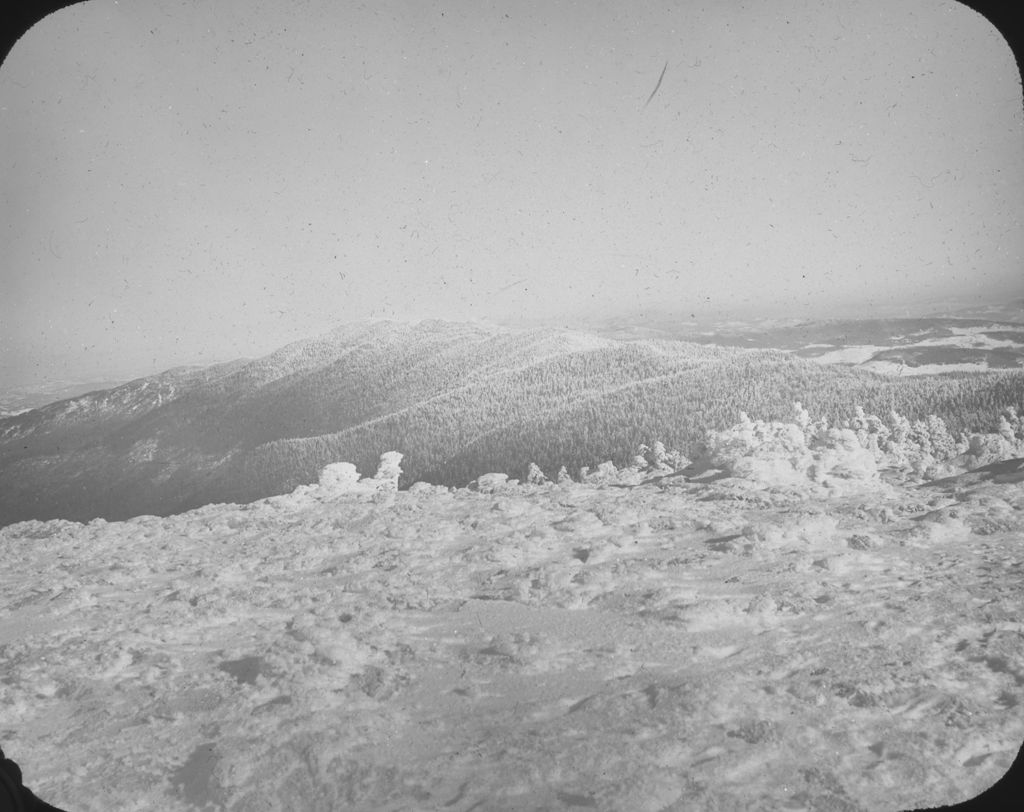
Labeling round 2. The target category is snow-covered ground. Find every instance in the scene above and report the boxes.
[789,322,1024,374]
[2,445,1022,811]
[804,346,893,366]
[913,329,1024,351]
[860,360,997,377]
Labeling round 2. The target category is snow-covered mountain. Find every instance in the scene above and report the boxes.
[0,376,141,416]
[2,319,1023,527]
[587,315,1024,375]
[2,413,1021,811]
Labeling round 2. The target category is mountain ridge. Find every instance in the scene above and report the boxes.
[2,319,1023,526]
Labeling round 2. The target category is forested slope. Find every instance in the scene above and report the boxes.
[1,320,1022,524]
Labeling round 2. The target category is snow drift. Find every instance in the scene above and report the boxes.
[2,409,1022,811]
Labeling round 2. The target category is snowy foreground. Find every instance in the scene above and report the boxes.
[2,445,1024,810]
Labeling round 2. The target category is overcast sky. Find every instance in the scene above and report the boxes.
[1,0,1022,387]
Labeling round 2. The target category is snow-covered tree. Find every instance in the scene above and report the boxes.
[963,432,1015,468]
[865,413,890,445]
[793,401,811,431]
[1003,406,1023,439]
[633,440,689,473]
[924,414,957,461]
[908,419,934,458]
[373,452,403,491]
[698,406,883,490]
[888,411,912,447]
[582,461,619,484]
[998,414,1016,443]
[526,462,549,485]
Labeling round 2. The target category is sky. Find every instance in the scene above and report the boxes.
[1,0,1022,388]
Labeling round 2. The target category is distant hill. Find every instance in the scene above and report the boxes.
[584,314,1024,376]
[926,296,1024,324]
[0,376,134,415]
[2,319,1023,525]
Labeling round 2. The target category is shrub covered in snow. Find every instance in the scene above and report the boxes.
[697,408,879,489]
[998,406,1023,440]
[692,401,1024,489]
[839,403,1024,479]
[580,460,636,485]
[960,429,1024,470]
[959,406,1024,468]
[578,462,611,484]
[318,462,362,491]
[634,441,689,473]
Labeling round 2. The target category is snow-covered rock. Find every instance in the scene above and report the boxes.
[318,461,362,492]
[471,472,512,493]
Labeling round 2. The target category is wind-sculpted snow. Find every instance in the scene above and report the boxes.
[2,444,1022,810]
